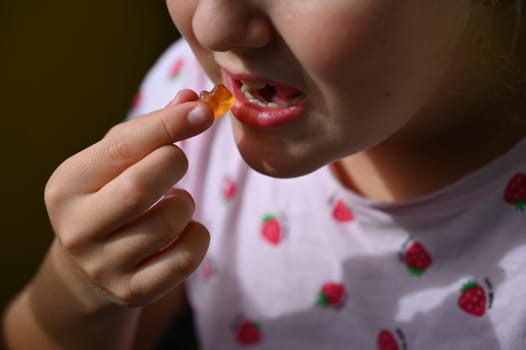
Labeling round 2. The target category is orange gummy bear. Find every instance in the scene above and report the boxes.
[199,84,236,119]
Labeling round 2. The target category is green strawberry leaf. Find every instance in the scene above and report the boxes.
[316,292,329,307]
[262,213,275,222]
[515,200,525,212]
[461,280,479,292]
[407,265,425,276]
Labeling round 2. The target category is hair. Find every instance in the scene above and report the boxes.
[491,0,526,118]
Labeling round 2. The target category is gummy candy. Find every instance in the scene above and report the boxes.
[199,84,236,119]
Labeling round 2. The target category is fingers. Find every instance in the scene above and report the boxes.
[44,89,213,308]
[50,92,212,196]
[128,221,210,304]
[61,190,209,306]
[100,189,196,271]
[166,89,200,106]
[66,144,190,240]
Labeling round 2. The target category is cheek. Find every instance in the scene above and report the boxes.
[166,0,194,29]
[287,2,398,86]
[296,2,469,125]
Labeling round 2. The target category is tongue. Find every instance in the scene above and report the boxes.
[253,84,302,106]
[274,85,301,99]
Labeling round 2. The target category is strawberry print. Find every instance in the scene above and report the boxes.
[222,177,237,203]
[331,198,354,222]
[316,282,346,309]
[261,213,285,245]
[235,320,262,346]
[169,57,185,80]
[503,173,526,211]
[201,257,216,280]
[377,329,407,350]
[403,241,432,276]
[130,90,142,110]
[458,280,487,317]
[377,330,399,350]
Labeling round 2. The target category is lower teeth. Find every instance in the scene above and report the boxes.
[248,98,280,108]
[241,83,294,108]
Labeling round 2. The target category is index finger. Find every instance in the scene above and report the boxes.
[56,92,214,194]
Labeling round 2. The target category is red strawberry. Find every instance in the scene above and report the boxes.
[201,258,215,280]
[458,280,487,317]
[332,199,354,222]
[130,90,141,110]
[504,173,526,211]
[236,320,262,345]
[261,214,283,245]
[169,57,185,80]
[404,241,432,276]
[377,330,399,350]
[223,177,237,202]
[316,282,346,309]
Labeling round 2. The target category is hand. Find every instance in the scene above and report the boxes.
[45,90,213,308]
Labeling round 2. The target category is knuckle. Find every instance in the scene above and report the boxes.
[177,250,203,277]
[155,146,189,181]
[113,284,139,306]
[158,111,177,142]
[118,176,149,209]
[198,232,211,255]
[166,188,195,214]
[177,189,195,211]
[167,145,189,170]
[122,276,153,307]
[154,195,195,240]
[104,123,125,139]
[152,217,179,248]
[58,231,84,252]
[81,260,105,283]
[105,137,135,163]
[44,177,65,209]
[56,224,90,254]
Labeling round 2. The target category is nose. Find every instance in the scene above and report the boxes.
[192,0,273,51]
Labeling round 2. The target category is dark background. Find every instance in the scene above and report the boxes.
[0,1,178,327]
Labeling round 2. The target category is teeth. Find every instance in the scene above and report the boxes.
[240,81,297,109]
[240,80,267,89]
[249,98,266,107]
[240,83,253,94]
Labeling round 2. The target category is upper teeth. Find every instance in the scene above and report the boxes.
[240,82,278,108]
[240,80,267,89]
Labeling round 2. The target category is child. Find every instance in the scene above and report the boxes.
[4,1,526,349]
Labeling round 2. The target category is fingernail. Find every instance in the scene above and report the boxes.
[187,104,212,126]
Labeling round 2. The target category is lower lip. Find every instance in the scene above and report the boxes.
[225,75,306,129]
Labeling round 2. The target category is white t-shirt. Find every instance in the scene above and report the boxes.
[130,39,526,350]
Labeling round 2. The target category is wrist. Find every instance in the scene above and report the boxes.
[45,239,130,315]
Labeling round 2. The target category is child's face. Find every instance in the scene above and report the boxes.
[167,1,479,177]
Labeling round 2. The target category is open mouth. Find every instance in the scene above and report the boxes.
[239,80,304,109]
[225,72,306,128]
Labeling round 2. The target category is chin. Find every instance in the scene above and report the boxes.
[230,116,338,178]
[233,134,327,178]
[241,152,320,178]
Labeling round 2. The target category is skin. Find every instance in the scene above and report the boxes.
[169,0,526,198]
[3,1,525,350]
[3,92,214,349]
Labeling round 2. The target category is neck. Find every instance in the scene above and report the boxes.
[335,112,526,202]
